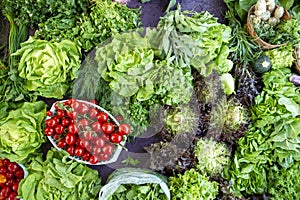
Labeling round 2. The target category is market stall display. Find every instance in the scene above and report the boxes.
[0,0,300,199]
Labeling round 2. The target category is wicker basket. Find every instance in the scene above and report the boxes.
[246,5,291,49]
[293,48,300,74]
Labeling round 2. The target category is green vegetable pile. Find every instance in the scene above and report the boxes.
[0,101,46,164]
[18,148,102,200]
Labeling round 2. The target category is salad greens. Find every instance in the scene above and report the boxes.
[12,37,81,99]
[0,101,46,164]
[168,169,219,200]
[35,0,141,52]
[99,168,170,200]
[18,148,102,200]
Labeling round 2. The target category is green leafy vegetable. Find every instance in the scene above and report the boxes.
[168,169,219,200]
[99,168,170,200]
[18,148,102,200]
[194,138,230,177]
[121,156,140,167]
[0,101,46,164]
[12,37,81,98]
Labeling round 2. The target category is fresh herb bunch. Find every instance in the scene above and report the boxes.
[268,162,300,200]
[35,0,141,52]
[194,138,230,177]
[1,0,88,28]
[168,168,219,200]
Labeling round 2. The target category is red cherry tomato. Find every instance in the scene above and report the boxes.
[7,162,20,173]
[92,122,102,133]
[98,153,110,161]
[82,152,91,161]
[45,118,58,128]
[66,145,75,156]
[68,123,79,135]
[102,144,114,155]
[11,182,19,192]
[61,118,71,127]
[89,108,99,119]
[0,166,7,174]
[89,155,99,164]
[115,115,123,121]
[95,137,106,147]
[15,169,24,178]
[44,127,55,136]
[5,172,13,179]
[97,112,109,123]
[54,124,65,135]
[8,191,18,200]
[67,98,76,106]
[57,138,67,149]
[70,101,81,111]
[56,110,66,118]
[74,147,85,157]
[92,146,102,156]
[101,122,115,135]
[78,118,90,129]
[78,102,90,115]
[118,124,130,135]
[46,111,53,117]
[109,132,123,144]
[5,178,14,186]
[65,134,76,145]
[2,159,9,165]
[66,111,78,120]
[0,185,11,198]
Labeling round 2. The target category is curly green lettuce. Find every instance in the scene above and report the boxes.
[168,169,219,200]
[0,101,46,164]
[12,37,81,98]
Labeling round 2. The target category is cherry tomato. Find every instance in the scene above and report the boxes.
[97,112,109,123]
[52,116,60,124]
[0,185,11,198]
[68,123,79,135]
[78,118,90,129]
[109,132,123,144]
[118,123,130,135]
[82,152,91,161]
[66,111,78,120]
[66,145,75,156]
[78,102,90,115]
[98,153,110,161]
[68,98,76,106]
[65,133,76,145]
[11,182,18,192]
[101,122,115,135]
[44,127,55,136]
[45,118,57,128]
[92,122,102,133]
[0,174,7,184]
[8,191,18,200]
[82,131,94,141]
[54,124,65,135]
[74,147,85,157]
[56,110,66,118]
[61,118,71,127]
[92,146,102,155]
[15,169,24,178]
[5,172,13,179]
[7,162,20,173]
[95,137,106,147]
[102,144,114,155]
[89,108,99,119]
[75,137,85,148]
[89,155,99,164]
[0,166,7,174]
[2,159,9,165]
[5,178,14,186]
[70,101,81,111]
[88,99,97,104]
[53,134,60,140]
[46,111,53,117]
[57,138,67,148]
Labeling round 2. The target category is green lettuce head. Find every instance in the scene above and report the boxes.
[13,37,81,98]
[0,101,46,164]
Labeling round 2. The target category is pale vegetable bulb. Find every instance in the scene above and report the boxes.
[274,6,284,19]
[255,0,267,13]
